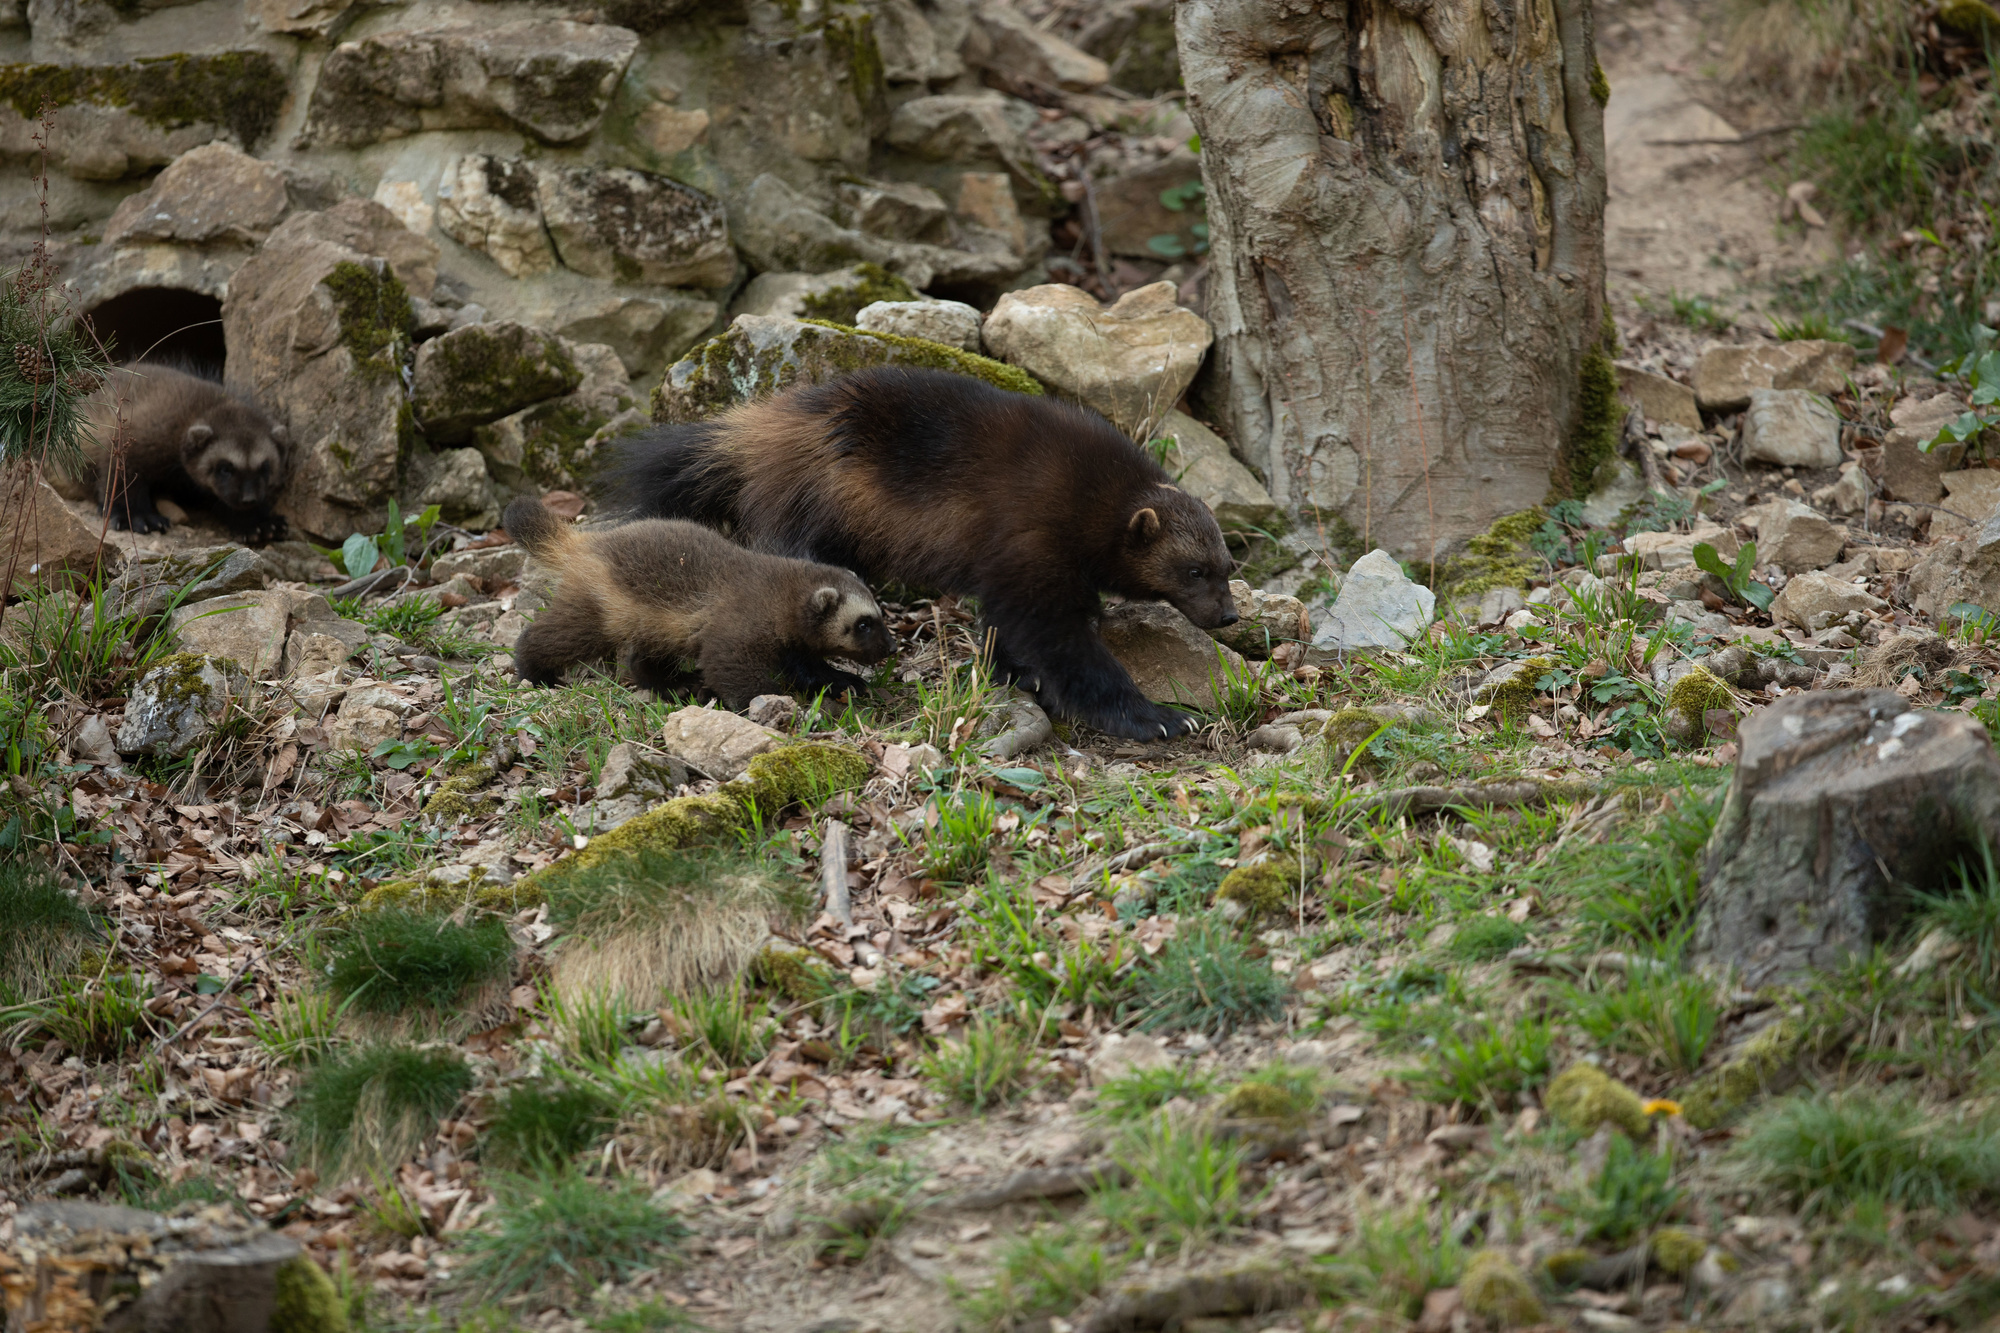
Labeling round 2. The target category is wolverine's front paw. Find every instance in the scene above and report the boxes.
[1089,702,1199,741]
[230,513,289,546]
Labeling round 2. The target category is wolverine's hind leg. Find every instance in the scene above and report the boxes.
[624,647,702,699]
[513,597,615,686]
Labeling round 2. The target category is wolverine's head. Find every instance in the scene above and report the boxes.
[179,399,288,512]
[1117,484,1238,629]
[805,574,894,665]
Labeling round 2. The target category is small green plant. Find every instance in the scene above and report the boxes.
[1912,842,2000,996]
[1131,921,1286,1036]
[1145,179,1209,259]
[921,1015,1039,1110]
[1693,540,1775,611]
[359,1174,430,1241]
[922,791,1001,881]
[1769,312,1839,341]
[1093,1064,1214,1122]
[248,988,351,1067]
[1569,965,1721,1074]
[315,498,445,580]
[1739,1088,2000,1217]
[324,909,514,1028]
[483,1080,616,1171]
[457,1171,690,1301]
[35,969,151,1058]
[1094,1118,1251,1245]
[1578,1134,1679,1243]
[1447,916,1527,962]
[668,983,771,1070]
[955,1224,1121,1332]
[1324,1207,1466,1319]
[1411,1015,1552,1113]
[289,1044,473,1181]
[1663,289,1732,334]
[0,857,95,1000]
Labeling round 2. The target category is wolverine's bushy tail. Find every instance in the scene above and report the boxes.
[594,421,742,525]
[502,495,576,559]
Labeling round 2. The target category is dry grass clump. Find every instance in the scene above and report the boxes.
[545,848,807,1006]
[290,1044,473,1183]
[1719,0,1908,102]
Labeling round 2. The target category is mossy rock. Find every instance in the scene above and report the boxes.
[1541,1248,1591,1287]
[0,53,287,149]
[1476,655,1556,725]
[650,314,1041,423]
[357,870,533,915]
[509,742,870,900]
[1216,861,1290,918]
[1679,1015,1807,1128]
[795,261,919,326]
[272,1254,350,1333]
[1460,1249,1544,1327]
[1433,509,1544,599]
[1544,1062,1651,1138]
[422,768,501,823]
[1941,0,2000,33]
[322,262,415,385]
[1649,1227,1706,1278]
[750,942,839,1002]
[1668,665,1733,739]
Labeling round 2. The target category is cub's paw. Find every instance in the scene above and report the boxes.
[117,510,171,535]
[1090,702,1199,742]
[234,515,289,546]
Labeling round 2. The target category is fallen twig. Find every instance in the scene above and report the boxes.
[819,819,852,929]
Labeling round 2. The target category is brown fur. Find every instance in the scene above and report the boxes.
[503,496,894,707]
[65,364,289,542]
[601,367,1238,740]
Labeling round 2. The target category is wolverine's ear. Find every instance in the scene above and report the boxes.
[1127,507,1162,545]
[183,423,214,452]
[811,586,840,616]
[270,424,289,446]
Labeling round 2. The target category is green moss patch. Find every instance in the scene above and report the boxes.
[1545,1062,1651,1138]
[796,262,917,326]
[1434,509,1543,598]
[1557,346,1621,499]
[323,262,415,383]
[0,52,287,149]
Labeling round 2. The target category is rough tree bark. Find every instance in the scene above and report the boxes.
[1177,0,1609,565]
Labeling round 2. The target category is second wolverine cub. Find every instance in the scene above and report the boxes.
[502,496,893,707]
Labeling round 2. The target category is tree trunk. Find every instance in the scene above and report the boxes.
[1177,0,1609,568]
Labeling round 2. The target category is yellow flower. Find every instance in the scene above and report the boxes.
[1642,1098,1683,1117]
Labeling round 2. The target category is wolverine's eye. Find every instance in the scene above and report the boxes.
[1187,566,1203,580]
[854,617,875,634]
[215,462,236,480]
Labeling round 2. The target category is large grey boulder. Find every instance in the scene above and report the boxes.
[99,142,290,249]
[881,93,1053,210]
[117,654,242,756]
[1694,690,2000,984]
[650,315,1040,424]
[412,321,583,444]
[981,283,1212,437]
[1309,549,1435,652]
[4,1201,300,1333]
[474,341,645,492]
[1740,389,1843,469]
[534,163,735,289]
[730,263,919,325]
[730,173,1031,291]
[1099,601,1249,711]
[436,154,555,278]
[300,21,640,147]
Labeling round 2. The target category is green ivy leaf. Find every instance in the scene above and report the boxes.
[1691,542,1732,582]
[340,533,380,580]
[1744,581,1776,611]
[1147,234,1189,258]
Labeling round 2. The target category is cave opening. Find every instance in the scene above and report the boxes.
[82,287,227,374]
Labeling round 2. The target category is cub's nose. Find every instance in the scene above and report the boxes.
[1217,610,1240,627]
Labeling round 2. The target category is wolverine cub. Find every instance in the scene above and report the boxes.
[503,496,894,707]
[60,364,290,542]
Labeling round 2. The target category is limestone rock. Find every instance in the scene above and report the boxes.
[1743,499,1843,574]
[1310,549,1436,652]
[1088,1031,1173,1082]
[1154,411,1281,537]
[882,94,1051,210]
[102,544,272,620]
[1814,464,1870,515]
[1212,580,1308,659]
[268,198,440,300]
[1906,509,2000,619]
[1094,154,1206,260]
[432,544,526,586]
[1692,341,1857,413]
[1770,570,1886,632]
[1740,389,1843,469]
[971,0,1109,91]
[855,298,982,352]
[1,1201,300,1333]
[328,682,415,750]
[1098,600,1249,711]
[659,705,784,781]
[473,341,644,491]
[839,178,953,243]
[301,21,640,148]
[650,315,1039,425]
[873,0,972,85]
[463,272,716,379]
[1694,689,2000,983]
[435,154,555,278]
[1622,521,1740,571]
[1876,394,1969,503]
[730,264,919,325]
[1935,468,2000,540]
[0,472,118,591]
[281,610,368,677]
[1580,456,1648,527]
[1076,0,1179,95]
[117,654,241,756]
[100,142,290,249]
[1615,362,1701,429]
[405,447,501,528]
[171,591,299,678]
[534,163,734,289]
[597,740,686,799]
[730,174,1030,292]
[981,283,1212,437]
[412,321,583,444]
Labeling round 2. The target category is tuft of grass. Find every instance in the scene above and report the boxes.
[325,909,513,1031]
[1131,920,1286,1036]
[921,791,1001,881]
[955,1224,1121,1332]
[809,1130,931,1262]
[545,983,632,1064]
[1794,90,1955,234]
[1093,1064,1214,1122]
[587,1299,701,1331]
[1094,1118,1252,1245]
[290,1044,473,1182]
[483,1081,616,1171]
[1447,915,1527,962]
[1569,965,1722,1074]
[1219,1063,1321,1121]
[248,988,350,1067]
[1411,1014,1552,1113]
[1325,1207,1466,1320]
[0,857,95,1000]
[1913,842,2000,996]
[546,848,803,1004]
[667,982,771,1070]
[36,970,151,1059]
[1553,783,1721,953]
[457,1171,690,1301]
[1738,1087,2000,1218]
[922,1015,1039,1110]
[1578,1134,1679,1243]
